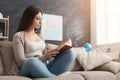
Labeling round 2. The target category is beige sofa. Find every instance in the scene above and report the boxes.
[0,41,120,80]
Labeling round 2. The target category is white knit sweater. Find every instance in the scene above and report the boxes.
[13,31,47,67]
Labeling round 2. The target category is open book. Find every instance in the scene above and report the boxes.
[57,39,72,53]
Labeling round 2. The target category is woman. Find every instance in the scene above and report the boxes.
[13,5,76,78]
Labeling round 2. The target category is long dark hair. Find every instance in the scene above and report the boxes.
[17,5,43,33]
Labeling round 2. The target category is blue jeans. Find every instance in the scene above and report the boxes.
[19,49,76,78]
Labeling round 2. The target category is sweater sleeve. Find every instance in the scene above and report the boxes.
[13,32,27,67]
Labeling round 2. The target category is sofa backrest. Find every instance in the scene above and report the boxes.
[0,41,82,75]
[0,41,120,75]
[97,43,120,53]
[0,41,18,75]
[0,42,4,75]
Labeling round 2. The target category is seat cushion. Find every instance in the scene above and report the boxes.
[0,76,32,80]
[71,71,116,80]
[33,74,84,80]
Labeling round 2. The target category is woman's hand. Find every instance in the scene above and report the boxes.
[44,49,59,60]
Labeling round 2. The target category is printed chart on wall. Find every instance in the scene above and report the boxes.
[41,13,63,41]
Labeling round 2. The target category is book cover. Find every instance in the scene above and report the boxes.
[57,39,72,53]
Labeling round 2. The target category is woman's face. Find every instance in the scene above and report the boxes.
[32,12,43,29]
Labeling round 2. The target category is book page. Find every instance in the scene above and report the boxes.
[57,39,72,52]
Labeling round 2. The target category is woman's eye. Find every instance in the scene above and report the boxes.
[36,17,42,21]
[36,17,40,20]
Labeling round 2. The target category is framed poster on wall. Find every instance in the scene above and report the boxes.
[41,13,63,41]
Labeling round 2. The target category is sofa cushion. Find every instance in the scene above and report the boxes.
[0,41,19,75]
[33,74,84,80]
[0,76,32,80]
[116,72,120,80]
[71,71,116,80]
[94,61,120,74]
[0,52,4,75]
[77,48,112,71]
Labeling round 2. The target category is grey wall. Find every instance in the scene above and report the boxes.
[0,0,90,47]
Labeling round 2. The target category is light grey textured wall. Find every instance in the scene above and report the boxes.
[0,0,90,47]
